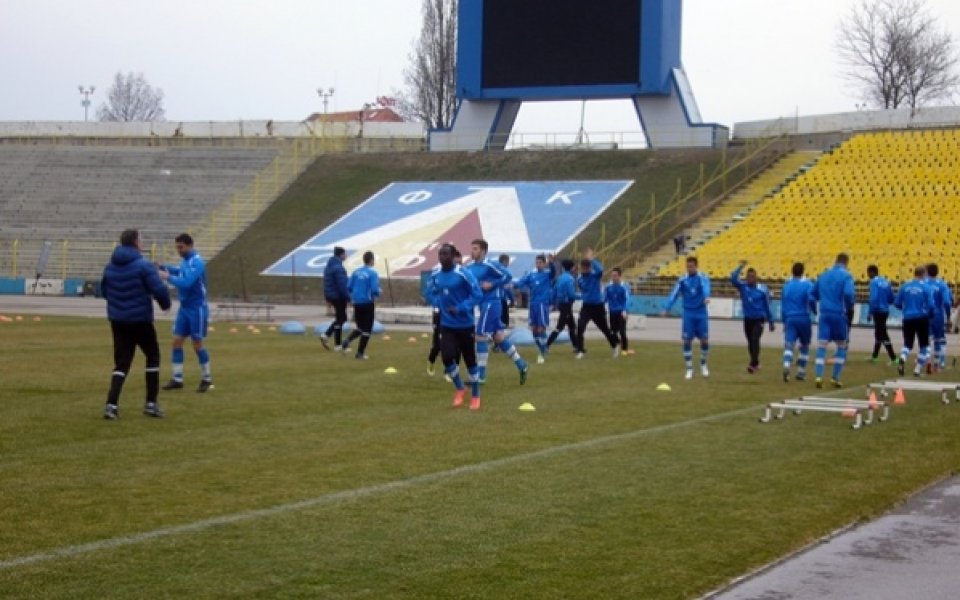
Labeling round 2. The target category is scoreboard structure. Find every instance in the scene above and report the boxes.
[429,0,727,151]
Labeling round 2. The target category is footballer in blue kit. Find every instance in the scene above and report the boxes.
[662,256,711,379]
[465,239,528,385]
[426,243,484,409]
[159,233,213,393]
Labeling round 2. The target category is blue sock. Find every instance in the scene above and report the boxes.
[815,347,826,378]
[469,367,480,397]
[172,347,184,380]
[832,347,847,380]
[447,365,464,390]
[682,341,693,368]
[700,343,709,366]
[783,348,793,370]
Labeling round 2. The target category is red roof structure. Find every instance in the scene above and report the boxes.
[305,106,405,123]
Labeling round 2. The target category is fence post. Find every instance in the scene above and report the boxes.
[61,240,69,280]
[12,239,18,277]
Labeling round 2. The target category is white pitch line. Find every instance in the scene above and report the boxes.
[0,406,757,571]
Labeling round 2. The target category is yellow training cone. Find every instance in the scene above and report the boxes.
[421,333,430,338]
[384,367,398,374]
[408,336,418,343]
[656,383,671,391]
[383,335,391,341]
[518,402,536,412]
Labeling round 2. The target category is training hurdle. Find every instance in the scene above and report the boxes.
[760,400,866,430]
[869,379,960,405]
[783,396,889,424]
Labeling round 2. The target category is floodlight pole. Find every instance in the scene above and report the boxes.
[316,87,335,114]
[78,85,95,121]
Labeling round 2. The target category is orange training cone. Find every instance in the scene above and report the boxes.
[841,408,857,418]
[894,388,906,405]
[867,390,878,408]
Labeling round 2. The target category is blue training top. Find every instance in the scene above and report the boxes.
[577,259,605,304]
[348,265,381,305]
[664,271,710,313]
[165,249,208,310]
[604,281,631,313]
[896,279,934,320]
[514,267,555,305]
[729,265,773,321]
[780,277,816,321]
[426,264,482,329]
[465,257,510,306]
[812,263,855,316]
[868,275,894,314]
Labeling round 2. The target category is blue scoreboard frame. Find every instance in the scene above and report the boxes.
[457,0,682,101]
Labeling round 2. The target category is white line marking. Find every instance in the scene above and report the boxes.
[0,406,757,570]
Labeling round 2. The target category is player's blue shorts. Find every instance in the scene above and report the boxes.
[817,312,848,343]
[476,302,504,336]
[784,317,812,347]
[681,312,709,341]
[173,306,208,341]
[931,317,946,339]
[528,302,550,329]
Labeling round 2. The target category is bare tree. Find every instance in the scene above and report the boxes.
[837,0,959,110]
[398,0,457,129]
[97,72,166,122]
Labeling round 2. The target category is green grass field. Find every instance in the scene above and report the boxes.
[2,316,959,599]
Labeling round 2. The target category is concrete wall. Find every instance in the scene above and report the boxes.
[0,119,425,140]
[734,105,960,140]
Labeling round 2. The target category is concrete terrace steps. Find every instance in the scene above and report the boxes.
[0,143,283,279]
[627,150,822,284]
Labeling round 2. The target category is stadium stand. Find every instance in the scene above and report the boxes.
[632,150,821,282]
[649,128,960,288]
[0,141,286,280]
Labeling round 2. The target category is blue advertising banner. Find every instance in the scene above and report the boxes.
[262,181,633,279]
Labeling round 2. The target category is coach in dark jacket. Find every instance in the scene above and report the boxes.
[319,246,350,350]
[101,229,171,420]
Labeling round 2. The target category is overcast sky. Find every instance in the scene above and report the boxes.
[1,0,959,135]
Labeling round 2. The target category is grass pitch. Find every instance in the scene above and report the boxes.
[2,316,959,599]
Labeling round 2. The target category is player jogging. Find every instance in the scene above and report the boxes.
[895,266,935,376]
[338,251,381,359]
[866,264,897,365]
[925,263,953,372]
[545,258,579,354]
[426,244,484,410]
[465,238,529,384]
[811,253,855,388]
[513,254,556,363]
[780,262,816,382]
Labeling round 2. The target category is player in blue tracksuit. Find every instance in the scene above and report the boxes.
[339,251,381,359]
[811,253,856,388]
[575,250,620,358]
[159,233,213,393]
[320,247,350,350]
[604,267,632,355]
[730,262,775,373]
[426,243,484,409]
[867,264,897,364]
[513,254,556,362]
[662,256,711,379]
[925,263,953,371]
[780,262,817,382]
[427,247,462,376]
[895,266,935,376]
[466,238,528,384]
[546,258,580,353]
